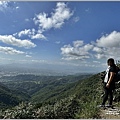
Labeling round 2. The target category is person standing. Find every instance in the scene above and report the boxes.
[101,58,117,108]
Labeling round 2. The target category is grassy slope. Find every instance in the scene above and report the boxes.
[34,73,103,118]
[0,73,102,119]
[31,75,92,103]
[1,73,120,118]
[1,74,91,104]
[0,83,30,109]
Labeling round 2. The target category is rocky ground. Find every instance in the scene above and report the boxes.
[100,106,120,119]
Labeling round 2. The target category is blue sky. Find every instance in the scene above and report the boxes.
[0,1,120,73]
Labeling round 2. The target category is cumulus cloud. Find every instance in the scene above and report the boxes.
[73,40,84,47]
[14,2,72,41]
[93,46,103,53]
[0,35,36,49]
[61,31,120,61]
[31,33,46,39]
[18,29,33,37]
[94,53,107,59]
[61,40,93,60]
[96,31,120,48]
[93,31,120,59]
[0,46,24,55]
[33,2,73,31]
[16,29,46,40]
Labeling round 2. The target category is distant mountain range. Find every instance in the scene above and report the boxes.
[0,63,97,76]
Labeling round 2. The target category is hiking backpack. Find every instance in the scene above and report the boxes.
[115,66,120,82]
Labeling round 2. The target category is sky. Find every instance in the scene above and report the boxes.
[0,1,120,73]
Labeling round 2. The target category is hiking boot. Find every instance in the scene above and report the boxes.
[106,105,114,109]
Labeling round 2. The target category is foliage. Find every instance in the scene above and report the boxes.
[1,74,91,103]
[0,73,102,119]
[0,83,30,109]
[1,72,120,118]
[0,96,81,119]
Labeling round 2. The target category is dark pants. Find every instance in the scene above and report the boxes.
[102,83,115,105]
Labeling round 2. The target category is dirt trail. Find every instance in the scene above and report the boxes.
[100,107,120,119]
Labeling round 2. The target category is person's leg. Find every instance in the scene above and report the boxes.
[109,89,113,106]
[102,84,109,105]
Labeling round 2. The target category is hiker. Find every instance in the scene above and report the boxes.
[100,58,117,108]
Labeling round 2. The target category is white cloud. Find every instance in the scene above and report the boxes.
[93,46,103,53]
[94,53,107,59]
[96,31,120,48]
[93,31,120,59]
[0,1,20,11]
[61,31,120,62]
[33,2,73,31]
[93,46,107,59]
[31,33,46,40]
[16,29,46,40]
[61,31,120,61]
[0,46,24,55]
[61,40,93,60]
[0,1,9,11]
[26,55,32,58]
[16,6,19,9]
[13,2,73,41]
[0,35,36,49]
[18,29,33,37]
[73,40,84,47]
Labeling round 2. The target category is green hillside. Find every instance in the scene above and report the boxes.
[0,73,102,118]
[0,82,30,109]
[0,73,119,119]
[1,74,91,103]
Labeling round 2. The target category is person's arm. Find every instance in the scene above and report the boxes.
[106,72,115,88]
